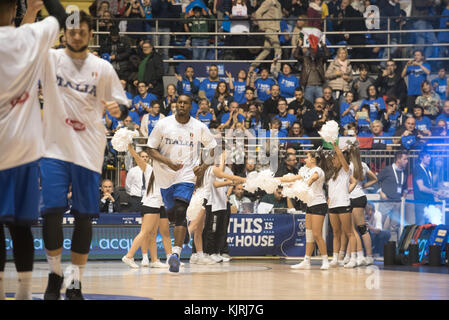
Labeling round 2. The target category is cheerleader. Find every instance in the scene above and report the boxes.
[280,151,329,270]
[347,144,378,266]
[121,144,172,268]
[325,142,358,268]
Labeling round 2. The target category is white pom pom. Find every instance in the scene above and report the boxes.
[244,171,260,193]
[111,128,135,152]
[257,170,280,194]
[282,180,313,203]
[318,120,340,143]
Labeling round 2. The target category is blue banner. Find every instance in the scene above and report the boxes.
[5,213,306,260]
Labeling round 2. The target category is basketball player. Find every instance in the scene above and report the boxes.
[24,9,128,299]
[0,0,71,300]
[147,94,217,272]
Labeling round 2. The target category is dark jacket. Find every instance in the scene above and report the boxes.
[99,192,121,213]
[293,45,329,88]
[375,71,408,107]
[100,36,132,79]
[152,0,180,29]
[139,50,164,98]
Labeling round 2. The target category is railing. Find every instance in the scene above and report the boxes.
[92,15,449,63]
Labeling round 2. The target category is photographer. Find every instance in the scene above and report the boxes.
[401,50,431,109]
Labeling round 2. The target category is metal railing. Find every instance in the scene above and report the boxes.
[92,15,449,63]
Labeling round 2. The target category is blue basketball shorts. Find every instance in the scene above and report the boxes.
[40,158,101,218]
[0,160,40,225]
[160,182,195,211]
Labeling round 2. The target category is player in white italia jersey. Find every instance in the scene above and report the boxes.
[0,0,61,300]
[147,94,217,272]
[35,10,128,300]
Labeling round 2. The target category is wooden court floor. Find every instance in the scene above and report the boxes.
[3,259,449,300]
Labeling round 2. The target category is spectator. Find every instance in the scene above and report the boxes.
[438,1,449,60]
[239,87,261,112]
[251,67,276,102]
[100,179,121,213]
[125,150,151,212]
[132,81,158,117]
[340,91,358,128]
[354,104,371,136]
[431,67,448,101]
[375,59,407,108]
[228,69,250,105]
[365,202,390,257]
[249,0,283,71]
[413,150,437,225]
[275,152,299,177]
[293,37,329,104]
[137,41,164,98]
[415,80,441,119]
[411,0,438,59]
[351,63,375,101]
[279,8,293,60]
[370,120,393,150]
[377,151,408,241]
[401,49,431,109]
[213,0,232,21]
[285,121,311,149]
[436,100,449,130]
[220,101,246,129]
[120,79,134,105]
[271,62,300,101]
[322,86,339,122]
[262,84,282,124]
[196,98,216,127]
[117,114,141,132]
[98,10,115,48]
[124,0,146,43]
[287,87,313,118]
[380,97,404,136]
[360,84,386,122]
[380,0,402,62]
[229,183,252,213]
[413,105,433,136]
[141,100,165,137]
[325,47,353,100]
[303,96,328,140]
[307,0,323,30]
[101,27,132,80]
[245,102,263,134]
[163,84,178,115]
[184,5,214,61]
[55,35,66,49]
[229,0,251,60]
[199,65,223,101]
[275,98,297,131]
[152,0,179,73]
[141,0,153,41]
[211,81,234,120]
[393,116,423,150]
[175,66,200,98]
[257,186,293,213]
[290,14,307,58]
[266,117,288,140]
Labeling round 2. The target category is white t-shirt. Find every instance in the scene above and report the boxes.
[147,115,217,189]
[304,166,327,207]
[230,5,250,33]
[197,165,214,203]
[141,164,163,208]
[210,166,233,212]
[126,165,150,197]
[41,49,128,173]
[349,161,370,199]
[327,167,352,209]
[0,17,59,171]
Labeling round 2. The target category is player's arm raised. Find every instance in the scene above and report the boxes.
[21,0,43,25]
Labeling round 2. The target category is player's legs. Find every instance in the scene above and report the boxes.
[340,212,357,268]
[291,213,314,269]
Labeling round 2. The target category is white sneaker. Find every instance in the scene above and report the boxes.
[150,260,168,268]
[210,254,223,263]
[329,259,339,267]
[356,256,367,267]
[220,254,232,262]
[141,258,150,267]
[343,255,350,264]
[344,258,357,268]
[320,261,330,270]
[196,254,216,265]
[189,253,199,264]
[291,260,311,269]
[365,256,374,266]
[122,256,139,269]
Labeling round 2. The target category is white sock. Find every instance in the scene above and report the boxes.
[351,252,357,260]
[46,254,63,277]
[322,255,329,263]
[332,253,339,261]
[0,272,5,300]
[357,251,364,259]
[338,251,345,260]
[15,271,32,300]
[142,253,149,261]
[70,264,85,284]
[303,255,311,262]
[172,246,181,256]
[197,251,203,256]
